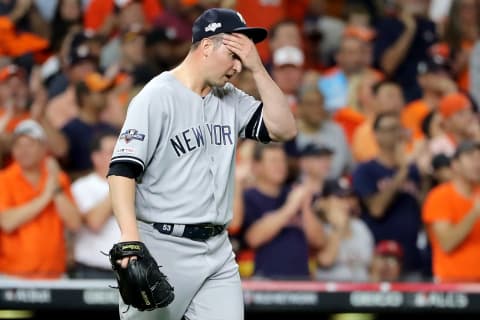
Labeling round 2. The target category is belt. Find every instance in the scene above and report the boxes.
[152,223,226,241]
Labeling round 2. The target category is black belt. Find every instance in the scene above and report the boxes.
[152,223,226,241]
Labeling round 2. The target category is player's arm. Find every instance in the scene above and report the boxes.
[223,33,297,142]
[107,174,140,242]
[249,67,296,141]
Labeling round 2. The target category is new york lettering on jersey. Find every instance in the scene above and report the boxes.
[169,124,233,157]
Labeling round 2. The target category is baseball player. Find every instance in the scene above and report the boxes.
[107,8,297,320]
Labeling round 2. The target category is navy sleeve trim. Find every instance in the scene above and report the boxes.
[244,103,271,143]
[107,161,143,179]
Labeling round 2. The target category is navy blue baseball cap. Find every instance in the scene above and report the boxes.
[192,8,268,44]
[321,178,354,198]
[299,143,334,157]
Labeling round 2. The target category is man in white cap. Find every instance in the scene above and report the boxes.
[271,45,305,116]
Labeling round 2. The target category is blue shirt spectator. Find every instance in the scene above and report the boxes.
[62,118,116,174]
[243,186,310,279]
[353,160,423,273]
[374,15,437,102]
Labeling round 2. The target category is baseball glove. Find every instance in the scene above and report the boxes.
[109,241,175,311]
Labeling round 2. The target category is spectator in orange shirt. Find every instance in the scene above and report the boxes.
[97,0,161,70]
[401,56,457,142]
[0,64,68,167]
[430,92,480,157]
[236,1,289,63]
[352,80,405,162]
[84,0,161,36]
[0,65,31,134]
[0,120,81,279]
[0,64,30,167]
[423,140,480,282]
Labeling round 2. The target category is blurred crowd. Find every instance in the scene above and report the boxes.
[1,0,480,284]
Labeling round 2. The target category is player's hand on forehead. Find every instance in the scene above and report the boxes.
[223,33,263,73]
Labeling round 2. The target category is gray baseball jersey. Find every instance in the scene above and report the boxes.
[110,71,262,225]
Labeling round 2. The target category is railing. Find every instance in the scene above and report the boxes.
[1,279,480,314]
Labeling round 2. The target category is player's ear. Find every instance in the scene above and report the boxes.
[201,37,215,57]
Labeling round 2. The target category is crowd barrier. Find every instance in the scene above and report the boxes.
[1,279,480,316]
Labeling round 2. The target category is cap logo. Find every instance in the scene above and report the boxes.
[205,22,222,32]
[236,12,246,24]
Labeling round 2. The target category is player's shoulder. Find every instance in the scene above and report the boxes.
[131,72,180,102]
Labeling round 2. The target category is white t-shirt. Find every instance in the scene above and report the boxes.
[316,218,374,282]
[71,173,120,269]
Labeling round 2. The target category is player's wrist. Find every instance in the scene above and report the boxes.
[250,64,267,77]
[120,232,141,242]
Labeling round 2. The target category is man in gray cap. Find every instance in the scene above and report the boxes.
[0,119,81,278]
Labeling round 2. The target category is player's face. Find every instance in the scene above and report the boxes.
[206,37,242,86]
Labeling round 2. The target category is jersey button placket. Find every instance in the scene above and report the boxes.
[203,96,217,205]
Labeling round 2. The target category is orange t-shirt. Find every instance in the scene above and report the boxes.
[401,99,430,142]
[422,182,480,282]
[457,41,474,93]
[0,109,30,133]
[0,161,73,278]
[235,0,287,62]
[351,119,378,162]
[333,107,366,145]
[84,0,162,32]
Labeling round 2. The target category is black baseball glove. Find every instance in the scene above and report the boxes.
[109,241,175,311]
